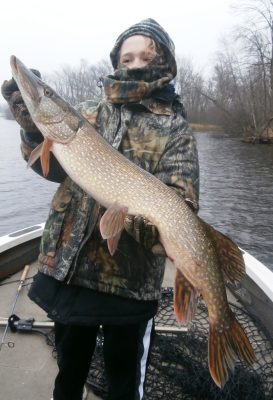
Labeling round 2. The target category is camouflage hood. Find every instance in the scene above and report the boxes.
[104,18,177,104]
[110,18,177,77]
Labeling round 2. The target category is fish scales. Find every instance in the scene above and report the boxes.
[60,133,245,379]
[53,126,206,267]
[10,55,256,388]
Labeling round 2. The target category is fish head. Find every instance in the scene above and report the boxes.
[10,56,83,143]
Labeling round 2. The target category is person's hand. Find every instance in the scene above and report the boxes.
[124,215,167,257]
[184,198,199,214]
[1,77,19,101]
[1,69,41,133]
[123,199,198,258]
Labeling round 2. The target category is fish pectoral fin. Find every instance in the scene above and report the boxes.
[100,202,128,254]
[26,142,43,169]
[198,217,245,285]
[174,269,200,324]
[40,137,53,178]
[208,311,256,388]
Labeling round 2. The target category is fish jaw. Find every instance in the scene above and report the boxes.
[10,56,81,144]
[10,56,44,123]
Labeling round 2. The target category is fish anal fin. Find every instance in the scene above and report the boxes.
[100,203,128,254]
[208,311,256,388]
[26,142,43,169]
[174,269,200,324]
[199,217,245,285]
[40,138,53,178]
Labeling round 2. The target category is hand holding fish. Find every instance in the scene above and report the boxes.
[124,215,167,257]
[1,70,42,133]
[1,76,19,101]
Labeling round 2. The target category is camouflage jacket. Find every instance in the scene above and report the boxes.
[32,95,199,301]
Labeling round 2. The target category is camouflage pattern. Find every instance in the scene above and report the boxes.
[105,18,177,105]
[110,18,177,77]
[13,17,199,301]
[36,96,199,301]
[104,19,177,104]
[104,64,173,104]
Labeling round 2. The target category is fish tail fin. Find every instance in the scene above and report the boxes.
[208,311,256,388]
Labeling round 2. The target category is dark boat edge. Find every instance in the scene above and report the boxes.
[0,223,44,280]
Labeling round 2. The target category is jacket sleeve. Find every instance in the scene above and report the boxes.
[74,99,101,128]
[153,117,200,211]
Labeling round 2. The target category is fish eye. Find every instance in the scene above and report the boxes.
[44,88,51,97]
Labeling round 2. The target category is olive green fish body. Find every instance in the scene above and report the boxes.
[53,118,253,389]
[10,56,255,388]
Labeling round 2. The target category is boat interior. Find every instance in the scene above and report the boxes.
[0,225,272,399]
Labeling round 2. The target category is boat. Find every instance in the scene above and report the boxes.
[0,223,273,399]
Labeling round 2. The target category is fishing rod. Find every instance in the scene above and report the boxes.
[0,265,30,351]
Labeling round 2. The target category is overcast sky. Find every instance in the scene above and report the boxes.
[1,0,243,98]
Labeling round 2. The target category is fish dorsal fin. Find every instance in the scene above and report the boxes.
[198,216,245,285]
[40,138,53,178]
[27,142,43,169]
[174,269,200,324]
[100,203,128,255]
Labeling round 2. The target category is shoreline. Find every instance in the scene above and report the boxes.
[190,124,273,143]
[189,123,222,132]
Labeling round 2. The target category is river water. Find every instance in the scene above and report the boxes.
[0,118,272,271]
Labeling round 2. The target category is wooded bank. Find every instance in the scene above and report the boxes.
[1,0,273,144]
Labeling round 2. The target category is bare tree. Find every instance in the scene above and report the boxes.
[174,57,212,123]
[195,0,273,141]
[45,58,113,106]
[232,0,273,139]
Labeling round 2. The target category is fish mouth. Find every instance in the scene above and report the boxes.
[10,55,44,103]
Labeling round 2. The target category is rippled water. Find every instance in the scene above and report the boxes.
[0,119,272,271]
[196,131,273,271]
[0,119,58,236]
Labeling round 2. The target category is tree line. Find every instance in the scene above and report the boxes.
[43,0,273,141]
[2,0,272,142]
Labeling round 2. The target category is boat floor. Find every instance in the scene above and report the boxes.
[0,260,238,400]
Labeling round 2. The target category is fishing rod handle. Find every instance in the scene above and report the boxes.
[17,265,30,291]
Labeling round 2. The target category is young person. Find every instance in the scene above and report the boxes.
[1,18,199,400]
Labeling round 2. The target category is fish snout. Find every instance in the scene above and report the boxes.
[10,56,43,103]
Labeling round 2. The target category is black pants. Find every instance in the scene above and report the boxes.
[53,319,154,400]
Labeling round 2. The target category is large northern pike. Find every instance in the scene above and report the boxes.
[10,55,255,388]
